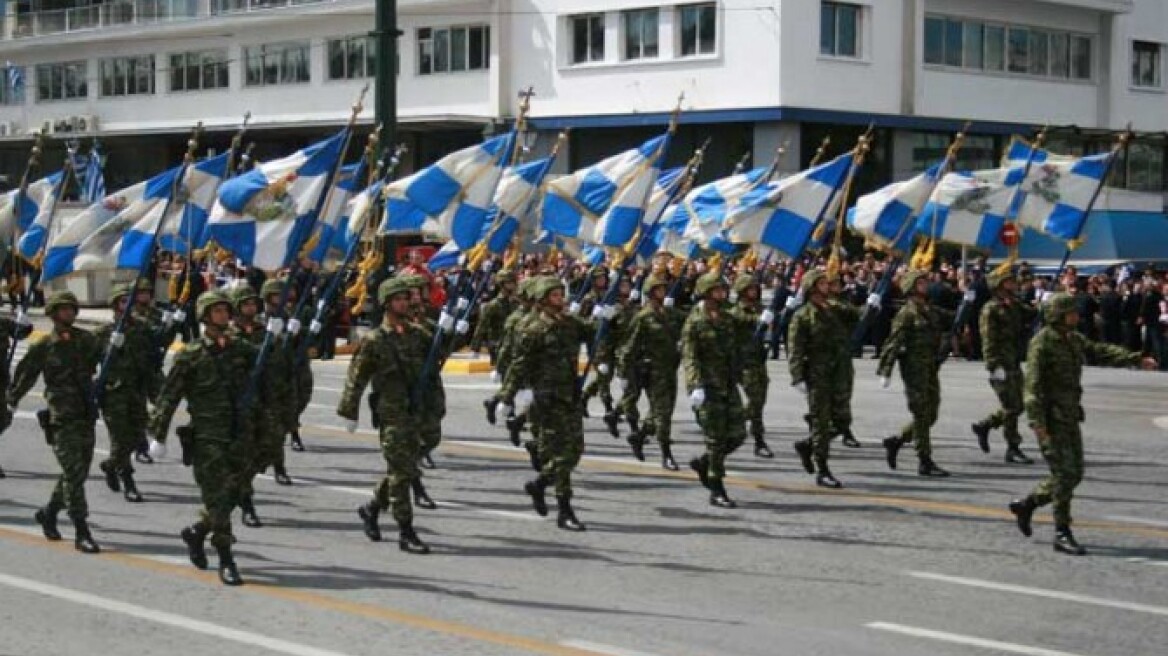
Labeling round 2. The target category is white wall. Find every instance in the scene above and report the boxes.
[1107,0,1168,130]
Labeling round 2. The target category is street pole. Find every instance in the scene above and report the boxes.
[374,0,400,267]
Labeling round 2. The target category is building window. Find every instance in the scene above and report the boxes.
[679,3,716,57]
[820,2,860,58]
[100,55,155,98]
[1132,40,1162,88]
[925,15,1091,82]
[170,50,229,92]
[1123,141,1164,192]
[623,8,659,60]
[244,42,310,87]
[1050,33,1069,79]
[0,65,25,106]
[911,132,997,173]
[418,26,489,75]
[35,61,87,102]
[1007,27,1029,74]
[1070,35,1092,80]
[924,17,943,65]
[984,25,1005,71]
[570,14,605,64]
[1028,30,1049,76]
[328,35,376,80]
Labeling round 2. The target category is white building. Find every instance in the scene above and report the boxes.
[0,0,1165,194]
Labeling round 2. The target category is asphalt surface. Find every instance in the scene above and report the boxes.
[1,343,1166,656]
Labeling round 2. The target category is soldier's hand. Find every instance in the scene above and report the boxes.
[663,297,676,308]
[689,388,706,409]
[455,319,471,335]
[490,370,501,383]
[988,367,1006,383]
[597,363,610,375]
[515,389,534,413]
[496,400,514,419]
[148,439,167,460]
[1140,357,1158,371]
[879,375,891,389]
[569,301,582,314]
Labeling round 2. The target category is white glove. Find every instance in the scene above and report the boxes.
[437,311,455,333]
[515,389,534,413]
[963,289,976,303]
[569,301,582,315]
[455,319,471,335]
[663,296,676,308]
[317,299,327,313]
[266,317,284,335]
[1040,290,1055,303]
[286,318,302,336]
[1159,313,1168,325]
[597,363,610,375]
[989,368,1006,383]
[161,310,174,325]
[495,400,513,418]
[794,381,808,396]
[630,289,641,301]
[14,309,30,328]
[109,331,126,348]
[456,296,470,312]
[603,304,618,319]
[148,439,167,460]
[591,305,605,320]
[344,419,358,433]
[689,388,706,409]
[309,319,323,335]
[879,375,891,389]
[489,370,501,383]
[173,308,187,323]
[616,377,628,392]
[785,296,800,310]
[759,309,775,326]
[866,293,882,311]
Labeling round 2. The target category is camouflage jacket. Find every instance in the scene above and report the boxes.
[11,325,102,422]
[470,294,516,351]
[495,306,533,374]
[94,317,162,400]
[0,317,33,396]
[877,298,953,377]
[729,300,767,366]
[788,300,852,387]
[979,294,1037,372]
[337,317,428,423]
[500,310,593,403]
[149,333,258,442]
[229,318,293,420]
[594,300,638,363]
[682,303,743,395]
[1024,326,1140,430]
[617,304,684,377]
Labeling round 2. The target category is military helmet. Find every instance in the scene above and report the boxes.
[45,290,80,315]
[590,266,609,280]
[642,274,669,294]
[531,276,566,302]
[900,269,930,294]
[987,268,1016,290]
[260,279,283,299]
[396,273,428,290]
[109,283,133,306]
[134,279,154,293]
[800,269,827,295]
[732,274,760,295]
[232,285,261,309]
[196,290,233,321]
[495,270,516,285]
[377,277,413,304]
[517,276,538,302]
[1044,292,1077,325]
[694,272,729,297]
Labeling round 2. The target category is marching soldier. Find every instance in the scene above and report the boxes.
[469,270,518,365]
[490,278,540,465]
[683,272,747,507]
[0,306,33,479]
[972,268,1038,463]
[94,283,160,503]
[878,270,953,477]
[789,270,857,489]
[258,279,296,485]
[729,273,775,459]
[149,290,255,585]
[11,291,102,553]
[132,278,165,464]
[339,277,431,554]
[403,272,449,507]
[586,275,637,438]
[1008,293,1156,555]
[618,273,684,470]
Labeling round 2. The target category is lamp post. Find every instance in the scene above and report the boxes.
[374,0,401,264]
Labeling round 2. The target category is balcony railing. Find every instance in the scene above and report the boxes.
[4,0,336,40]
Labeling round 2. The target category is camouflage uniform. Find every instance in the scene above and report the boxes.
[469,271,517,364]
[340,277,431,553]
[585,291,637,428]
[489,278,539,449]
[1010,293,1145,554]
[575,267,609,320]
[683,273,747,507]
[974,270,1038,461]
[94,283,161,502]
[877,270,953,476]
[11,291,102,552]
[0,314,33,473]
[729,275,773,456]
[256,279,298,483]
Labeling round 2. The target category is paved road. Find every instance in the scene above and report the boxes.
[1,346,1166,656]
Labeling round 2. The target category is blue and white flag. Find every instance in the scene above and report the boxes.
[678,167,770,254]
[308,161,365,263]
[847,163,942,253]
[0,170,64,240]
[326,179,383,261]
[542,134,670,247]
[427,241,462,271]
[83,144,106,204]
[382,132,515,250]
[724,153,854,257]
[160,152,231,254]
[1014,154,1112,243]
[482,156,556,255]
[210,131,348,270]
[631,167,686,265]
[917,167,1028,250]
[15,171,73,261]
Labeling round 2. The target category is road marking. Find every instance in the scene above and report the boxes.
[1105,515,1168,529]
[907,571,1168,617]
[559,639,667,656]
[0,571,357,656]
[1152,416,1168,431]
[867,622,1086,656]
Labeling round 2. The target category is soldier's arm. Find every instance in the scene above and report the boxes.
[1081,335,1143,369]
[979,304,1002,371]
[787,312,807,385]
[337,336,379,421]
[615,314,643,375]
[680,317,703,393]
[876,309,909,377]
[469,302,494,351]
[499,330,536,403]
[9,337,48,406]
[1023,336,1050,432]
[148,350,191,441]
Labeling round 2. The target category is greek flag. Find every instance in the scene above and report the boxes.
[83,143,106,204]
[307,161,365,263]
[1004,139,1074,168]
[724,153,854,257]
[917,167,1028,250]
[481,155,557,255]
[847,163,942,253]
[427,241,462,271]
[382,132,515,250]
[210,131,348,270]
[678,167,771,254]
[159,152,231,254]
[326,179,382,262]
[0,170,64,239]
[14,171,72,260]
[631,167,686,265]
[1006,144,1112,242]
[5,62,23,98]
[542,133,670,247]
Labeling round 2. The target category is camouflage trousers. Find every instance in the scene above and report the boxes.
[49,419,97,517]
[242,409,289,497]
[419,387,446,456]
[978,368,1024,447]
[531,398,584,497]
[695,389,746,482]
[616,371,642,425]
[582,360,615,408]
[741,366,769,440]
[807,373,853,464]
[897,364,941,459]
[1030,421,1083,527]
[372,418,422,526]
[100,391,148,475]
[626,367,678,446]
[191,437,250,549]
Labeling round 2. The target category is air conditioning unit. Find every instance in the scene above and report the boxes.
[75,114,99,133]
[53,118,73,133]
[41,119,55,135]
[0,121,16,137]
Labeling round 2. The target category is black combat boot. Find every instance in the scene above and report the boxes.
[660,443,679,471]
[0,463,5,478]
[483,397,497,425]
[1005,446,1034,465]
[626,415,641,438]
[709,479,737,509]
[1008,496,1037,537]
[35,503,63,541]
[882,436,903,470]
[273,464,293,486]
[120,470,143,503]
[918,457,951,477]
[289,430,305,452]
[506,414,523,447]
[815,462,842,489]
[525,476,549,517]
[524,440,542,472]
[556,495,585,532]
[1054,525,1087,556]
[971,422,991,454]
[134,442,154,465]
[793,439,815,475]
[398,521,431,554]
[240,495,262,528]
[840,429,862,449]
[181,524,210,569]
[216,544,244,585]
[411,478,437,510]
[358,501,382,542]
[753,436,774,459]
[99,460,121,492]
[419,452,436,470]
[689,454,711,489]
[70,513,100,554]
[627,434,646,462]
[603,411,621,439]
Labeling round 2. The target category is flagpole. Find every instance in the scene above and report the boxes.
[4,132,45,381]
